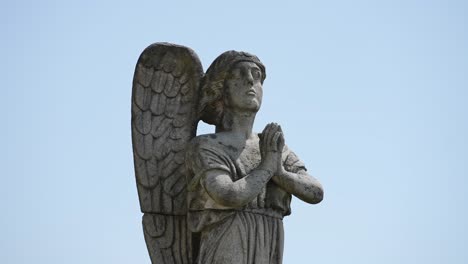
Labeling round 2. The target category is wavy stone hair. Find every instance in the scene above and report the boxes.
[198,51,266,126]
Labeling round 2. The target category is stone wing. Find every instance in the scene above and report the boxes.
[131,43,203,215]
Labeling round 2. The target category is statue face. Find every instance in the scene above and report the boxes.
[224,61,263,113]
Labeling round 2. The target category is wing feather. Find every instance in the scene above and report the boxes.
[173,151,185,165]
[151,71,165,93]
[151,116,172,138]
[162,52,177,73]
[133,108,152,135]
[165,96,181,118]
[146,157,160,187]
[133,127,152,160]
[157,71,168,92]
[161,192,173,212]
[179,72,189,85]
[141,110,152,134]
[173,114,188,128]
[137,184,153,210]
[167,167,187,196]
[163,170,183,194]
[135,64,154,87]
[153,130,172,159]
[143,213,166,238]
[134,155,149,186]
[150,92,166,115]
[134,83,152,110]
[164,74,176,97]
[171,138,186,152]
[180,81,190,95]
[173,62,184,77]
[169,127,184,140]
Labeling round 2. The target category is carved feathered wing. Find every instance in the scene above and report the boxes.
[131,43,203,263]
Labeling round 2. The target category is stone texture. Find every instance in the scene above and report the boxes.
[131,42,324,264]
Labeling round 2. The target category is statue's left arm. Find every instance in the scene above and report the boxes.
[260,124,323,204]
[271,168,323,204]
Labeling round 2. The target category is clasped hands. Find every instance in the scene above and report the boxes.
[259,122,286,177]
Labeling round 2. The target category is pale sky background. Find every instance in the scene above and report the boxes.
[2,0,467,263]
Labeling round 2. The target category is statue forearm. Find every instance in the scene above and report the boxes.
[202,164,274,208]
[272,170,324,204]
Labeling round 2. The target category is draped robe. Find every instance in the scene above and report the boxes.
[186,134,306,264]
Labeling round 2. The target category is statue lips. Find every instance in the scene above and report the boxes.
[246,89,256,96]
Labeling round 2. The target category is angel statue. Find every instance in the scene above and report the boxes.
[131,42,324,264]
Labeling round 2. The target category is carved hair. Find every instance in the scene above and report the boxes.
[199,51,266,126]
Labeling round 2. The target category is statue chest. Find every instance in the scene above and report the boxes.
[229,142,262,180]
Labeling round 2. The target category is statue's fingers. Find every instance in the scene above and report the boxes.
[272,131,282,152]
[277,132,285,152]
[264,123,275,150]
[268,124,280,148]
[259,134,266,157]
[262,123,273,146]
[260,124,269,150]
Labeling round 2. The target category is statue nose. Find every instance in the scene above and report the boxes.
[246,74,254,85]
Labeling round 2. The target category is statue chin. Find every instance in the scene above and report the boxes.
[236,99,262,113]
[248,99,261,111]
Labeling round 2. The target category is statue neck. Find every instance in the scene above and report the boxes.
[216,108,256,139]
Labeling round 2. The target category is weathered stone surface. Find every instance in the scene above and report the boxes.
[131,42,324,264]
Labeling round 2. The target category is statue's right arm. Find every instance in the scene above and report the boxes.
[201,164,273,208]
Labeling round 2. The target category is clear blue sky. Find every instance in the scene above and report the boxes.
[2,0,467,263]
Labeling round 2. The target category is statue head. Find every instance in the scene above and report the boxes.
[199,51,266,128]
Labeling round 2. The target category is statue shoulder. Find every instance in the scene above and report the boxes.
[187,133,224,155]
[190,133,220,146]
[281,145,307,173]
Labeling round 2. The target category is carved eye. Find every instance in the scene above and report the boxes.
[228,68,241,79]
[252,68,261,80]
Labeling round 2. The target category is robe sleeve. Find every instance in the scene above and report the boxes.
[283,145,307,174]
[185,137,237,232]
[186,137,232,191]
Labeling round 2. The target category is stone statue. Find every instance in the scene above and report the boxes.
[131,42,324,264]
